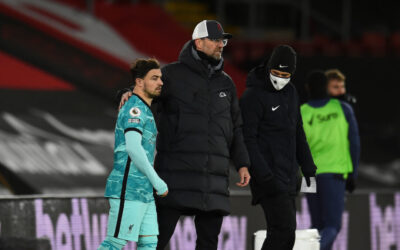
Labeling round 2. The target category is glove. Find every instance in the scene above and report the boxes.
[346,176,356,193]
[302,165,316,187]
[304,176,312,187]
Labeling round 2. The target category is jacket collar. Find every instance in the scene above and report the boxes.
[178,40,224,78]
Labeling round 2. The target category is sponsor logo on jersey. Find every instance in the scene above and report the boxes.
[128,118,140,124]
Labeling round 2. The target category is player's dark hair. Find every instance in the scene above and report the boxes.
[306,70,328,100]
[130,58,160,87]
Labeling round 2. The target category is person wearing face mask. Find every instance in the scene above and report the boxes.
[239,45,317,250]
[301,70,360,250]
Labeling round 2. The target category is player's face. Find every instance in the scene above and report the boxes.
[327,79,346,96]
[143,69,163,98]
[197,38,224,60]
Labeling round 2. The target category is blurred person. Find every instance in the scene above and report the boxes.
[325,68,360,192]
[119,20,251,250]
[99,58,168,250]
[239,45,317,250]
[325,68,357,105]
[301,70,360,250]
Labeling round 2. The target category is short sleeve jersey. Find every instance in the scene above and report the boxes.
[104,94,157,203]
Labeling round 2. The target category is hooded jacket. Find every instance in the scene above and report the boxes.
[239,50,316,204]
[153,41,250,215]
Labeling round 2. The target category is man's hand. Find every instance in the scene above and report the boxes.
[302,165,316,187]
[119,91,133,110]
[236,167,251,187]
[158,190,168,197]
[346,176,356,193]
[305,176,311,187]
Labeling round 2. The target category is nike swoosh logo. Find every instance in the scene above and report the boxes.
[272,105,280,111]
[279,64,288,68]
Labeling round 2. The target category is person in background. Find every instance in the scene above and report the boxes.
[325,68,357,106]
[239,45,317,250]
[301,70,360,250]
[99,58,168,250]
[119,20,251,250]
[325,68,360,193]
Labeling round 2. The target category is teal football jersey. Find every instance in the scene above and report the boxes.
[105,94,157,202]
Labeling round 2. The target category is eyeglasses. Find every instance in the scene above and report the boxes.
[204,38,228,47]
[270,69,291,78]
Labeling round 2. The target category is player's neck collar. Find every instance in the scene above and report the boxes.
[132,93,151,110]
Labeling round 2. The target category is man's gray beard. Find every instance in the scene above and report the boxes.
[212,53,222,60]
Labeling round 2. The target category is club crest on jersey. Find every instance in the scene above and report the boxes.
[129,107,141,117]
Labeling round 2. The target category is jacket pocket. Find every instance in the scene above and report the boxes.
[211,88,231,116]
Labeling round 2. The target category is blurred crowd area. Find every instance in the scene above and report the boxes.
[55,0,400,70]
[0,0,398,194]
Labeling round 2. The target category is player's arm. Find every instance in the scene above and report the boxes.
[125,131,168,196]
[340,101,361,178]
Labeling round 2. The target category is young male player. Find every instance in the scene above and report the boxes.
[99,58,168,250]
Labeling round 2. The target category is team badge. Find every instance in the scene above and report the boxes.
[129,107,141,117]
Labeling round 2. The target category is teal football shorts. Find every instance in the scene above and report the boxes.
[106,198,159,242]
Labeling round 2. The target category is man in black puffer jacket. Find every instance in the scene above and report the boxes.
[119,20,250,250]
[240,45,316,250]
[155,20,251,250]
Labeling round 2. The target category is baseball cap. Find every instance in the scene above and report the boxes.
[192,20,233,40]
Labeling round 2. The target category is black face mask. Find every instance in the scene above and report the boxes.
[333,93,346,100]
[195,48,221,66]
[331,93,357,104]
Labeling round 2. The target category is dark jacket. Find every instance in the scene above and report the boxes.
[154,41,250,215]
[239,64,316,204]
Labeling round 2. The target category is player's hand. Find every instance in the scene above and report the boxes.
[346,176,356,193]
[305,176,311,187]
[159,190,168,197]
[119,91,133,110]
[236,167,250,187]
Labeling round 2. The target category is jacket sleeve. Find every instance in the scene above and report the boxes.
[340,101,361,178]
[229,84,251,171]
[239,89,273,183]
[296,98,317,176]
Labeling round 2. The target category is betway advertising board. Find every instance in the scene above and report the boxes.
[0,192,399,250]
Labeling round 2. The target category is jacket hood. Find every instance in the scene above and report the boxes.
[246,64,281,92]
[178,40,224,77]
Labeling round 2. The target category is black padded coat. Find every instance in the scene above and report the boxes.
[154,41,250,215]
[239,63,316,204]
